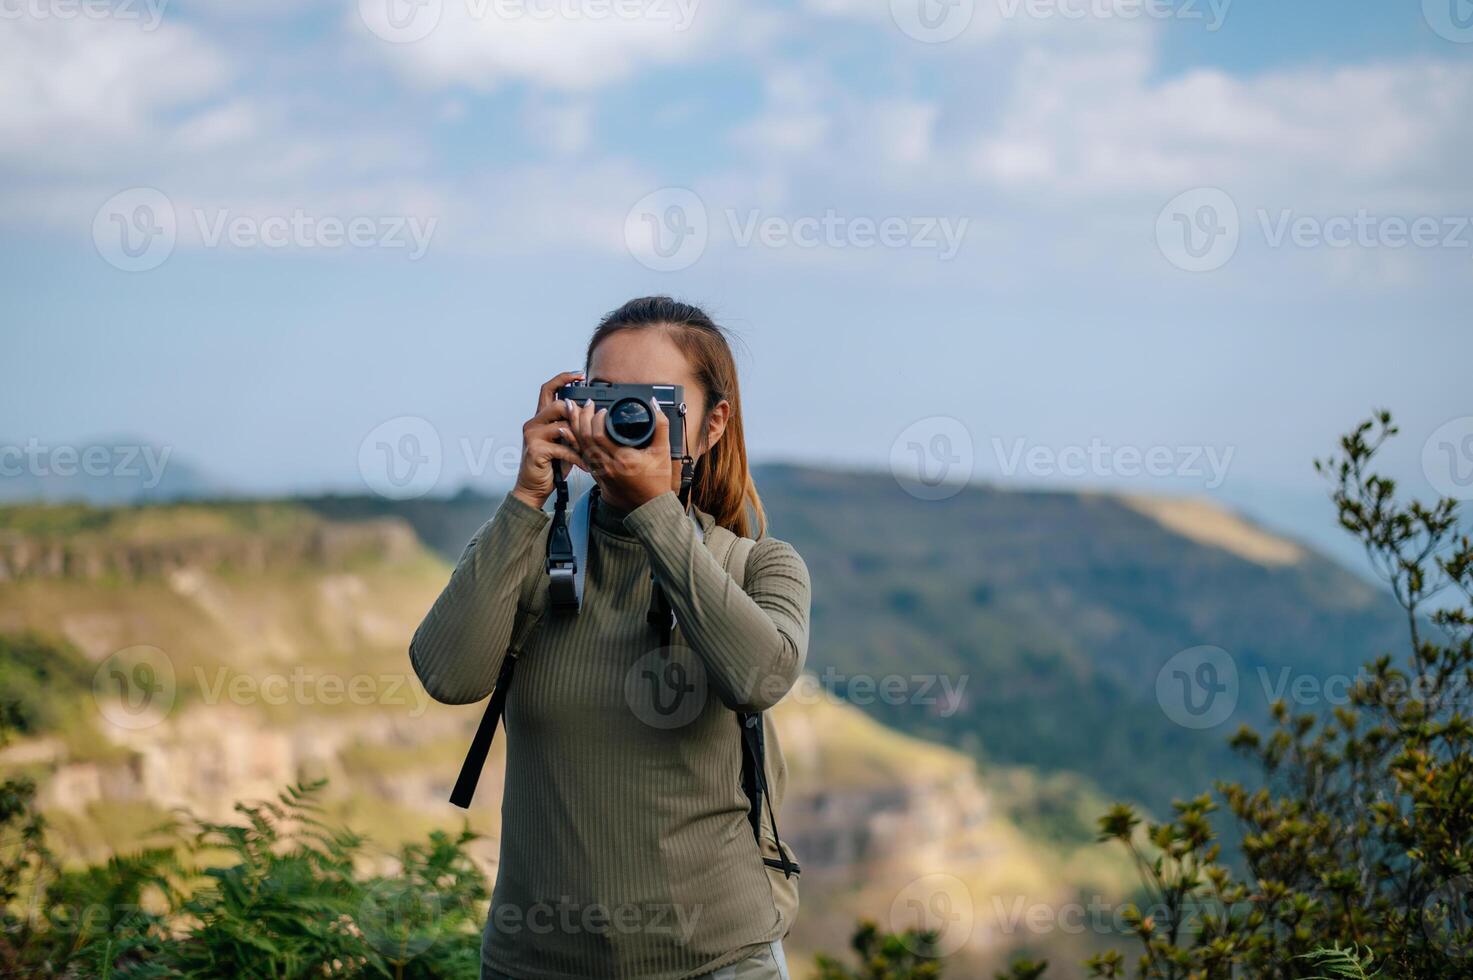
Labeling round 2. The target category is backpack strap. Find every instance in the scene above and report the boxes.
[717,534,801,879]
[448,579,546,809]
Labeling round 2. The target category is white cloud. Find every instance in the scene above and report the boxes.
[0,15,229,168]
[966,41,1473,210]
[354,0,727,92]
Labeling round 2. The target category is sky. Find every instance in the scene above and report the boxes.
[1,0,1470,564]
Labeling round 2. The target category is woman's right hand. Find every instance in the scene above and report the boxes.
[511,371,587,510]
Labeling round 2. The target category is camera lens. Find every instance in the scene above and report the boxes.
[606,397,655,447]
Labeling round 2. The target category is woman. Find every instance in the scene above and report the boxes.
[410,297,811,980]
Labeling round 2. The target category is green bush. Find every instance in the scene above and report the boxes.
[1,776,487,979]
[1081,413,1473,979]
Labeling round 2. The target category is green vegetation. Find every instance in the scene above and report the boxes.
[814,921,946,978]
[0,633,94,738]
[1,775,487,979]
[1299,946,1383,980]
[0,633,119,763]
[0,500,322,541]
[1056,414,1473,979]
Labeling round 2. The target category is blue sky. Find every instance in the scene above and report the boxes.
[2,0,1470,564]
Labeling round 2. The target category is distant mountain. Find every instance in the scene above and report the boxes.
[303,463,1406,814]
[752,464,1405,812]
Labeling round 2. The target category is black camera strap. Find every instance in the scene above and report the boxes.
[545,460,579,615]
[451,464,586,810]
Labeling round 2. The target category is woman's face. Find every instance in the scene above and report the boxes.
[586,327,728,481]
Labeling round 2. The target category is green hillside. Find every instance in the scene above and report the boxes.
[0,496,1143,977]
[305,464,1405,813]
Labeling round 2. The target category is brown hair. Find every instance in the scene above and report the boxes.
[585,297,766,539]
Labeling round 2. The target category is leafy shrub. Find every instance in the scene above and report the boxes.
[1082,413,1473,979]
[813,919,947,979]
[1,777,487,979]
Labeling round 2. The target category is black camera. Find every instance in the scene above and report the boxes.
[555,382,686,456]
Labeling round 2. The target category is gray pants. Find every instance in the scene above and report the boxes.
[482,942,790,980]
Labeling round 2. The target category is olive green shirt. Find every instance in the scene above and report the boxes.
[410,491,811,980]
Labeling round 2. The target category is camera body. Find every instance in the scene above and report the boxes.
[555,382,686,457]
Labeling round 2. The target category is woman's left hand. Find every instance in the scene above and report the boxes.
[562,397,674,512]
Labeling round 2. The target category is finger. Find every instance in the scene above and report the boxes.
[650,398,671,456]
[529,398,577,426]
[564,399,590,467]
[529,439,584,471]
[568,398,588,448]
[592,408,619,455]
[526,420,579,451]
[579,399,600,451]
[537,370,586,413]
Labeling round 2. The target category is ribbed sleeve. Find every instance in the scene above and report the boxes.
[408,492,549,705]
[623,492,810,712]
